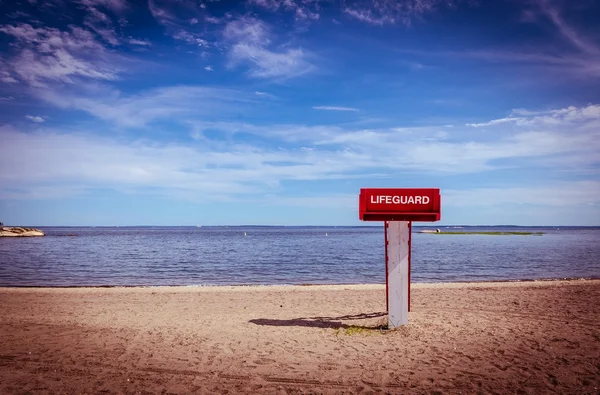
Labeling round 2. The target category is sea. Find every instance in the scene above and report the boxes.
[0,226,599,287]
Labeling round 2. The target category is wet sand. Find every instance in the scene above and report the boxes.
[0,280,599,394]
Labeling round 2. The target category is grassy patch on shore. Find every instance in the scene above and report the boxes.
[428,231,544,236]
[334,324,389,336]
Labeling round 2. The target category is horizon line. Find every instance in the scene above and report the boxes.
[3,224,599,228]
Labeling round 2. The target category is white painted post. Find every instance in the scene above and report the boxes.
[386,221,410,328]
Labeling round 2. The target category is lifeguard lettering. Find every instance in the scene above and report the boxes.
[370,195,430,205]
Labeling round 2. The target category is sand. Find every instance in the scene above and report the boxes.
[0,280,599,394]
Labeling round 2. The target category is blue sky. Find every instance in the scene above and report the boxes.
[0,0,599,226]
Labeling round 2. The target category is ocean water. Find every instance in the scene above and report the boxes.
[0,226,598,287]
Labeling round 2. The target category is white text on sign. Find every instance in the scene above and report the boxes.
[370,195,430,205]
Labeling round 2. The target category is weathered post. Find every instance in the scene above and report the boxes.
[386,221,411,327]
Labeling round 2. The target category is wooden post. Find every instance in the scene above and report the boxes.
[386,221,411,328]
[384,221,389,312]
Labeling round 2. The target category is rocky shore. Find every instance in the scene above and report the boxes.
[0,226,45,237]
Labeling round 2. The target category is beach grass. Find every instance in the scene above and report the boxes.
[429,231,544,236]
[334,324,389,336]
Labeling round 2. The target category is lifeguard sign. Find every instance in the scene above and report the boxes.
[359,188,441,328]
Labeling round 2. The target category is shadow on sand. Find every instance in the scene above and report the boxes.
[249,312,387,330]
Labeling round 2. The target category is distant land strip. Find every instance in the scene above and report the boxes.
[419,231,544,235]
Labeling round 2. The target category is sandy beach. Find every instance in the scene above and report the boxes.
[0,280,598,394]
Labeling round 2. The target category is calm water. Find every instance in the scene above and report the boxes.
[0,226,599,286]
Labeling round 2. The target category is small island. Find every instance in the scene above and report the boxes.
[418,229,543,236]
[0,225,45,237]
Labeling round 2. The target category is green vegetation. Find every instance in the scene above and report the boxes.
[430,231,544,236]
[334,326,372,336]
[333,323,389,336]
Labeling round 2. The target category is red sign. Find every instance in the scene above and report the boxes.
[359,188,441,222]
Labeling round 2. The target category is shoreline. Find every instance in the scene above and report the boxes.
[1,276,598,290]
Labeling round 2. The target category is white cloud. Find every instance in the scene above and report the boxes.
[0,24,120,87]
[188,121,345,143]
[224,17,314,79]
[0,71,18,83]
[189,104,600,172]
[205,16,221,24]
[263,194,358,209]
[204,65,214,71]
[128,37,152,46]
[313,105,359,112]
[35,85,259,128]
[25,115,45,123]
[0,126,378,200]
[148,0,188,27]
[467,117,522,127]
[249,0,321,21]
[268,104,600,174]
[77,0,128,13]
[173,30,210,47]
[254,91,276,99]
[148,0,215,48]
[468,105,600,127]
[250,0,459,24]
[83,6,120,45]
[0,96,15,100]
[344,0,462,26]
[444,182,600,207]
[0,103,598,210]
[344,8,393,25]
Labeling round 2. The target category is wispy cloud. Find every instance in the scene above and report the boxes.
[0,70,18,83]
[397,1,600,79]
[343,8,393,26]
[467,105,600,127]
[0,126,376,201]
[173,30,210,47]
[494,1,599,78]
[344,0,462,26]
[262,194,358,209]
[188,103,600,174]
[466,117,522,127]
[83,4,120,45]
[444,182,600,207]
[530,0,600,77]
[77,0,128,13]
[148,0,217,49]
[35,85,259,128]
[1,103,598,204]
[247,0,459,25]
[148,0,192,29]
[532,0,599,56]
[223,17,315,79]
[187,121,345,143]
[25,115,45,123]
[313,105,359,112]
[0,23,120,87]
[128,38,152,46]
[248,0,321,21]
